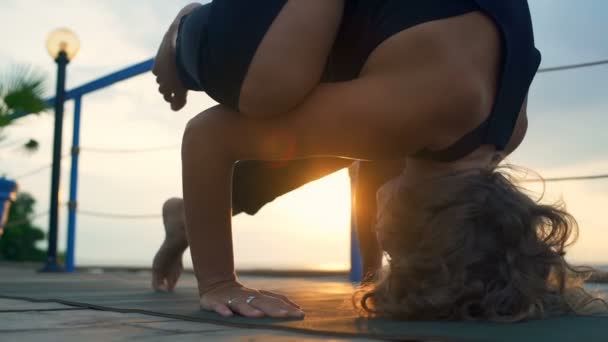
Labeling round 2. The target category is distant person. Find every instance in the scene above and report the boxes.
[151,1,607,321]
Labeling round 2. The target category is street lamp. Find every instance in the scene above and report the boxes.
[46,28,80,61]
[40,28,80,273]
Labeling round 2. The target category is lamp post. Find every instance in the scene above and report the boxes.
[40,28,80,272]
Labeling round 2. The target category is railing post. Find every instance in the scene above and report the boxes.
[65,95,82,272]
[349,164,363,283]
[41,51,69,273]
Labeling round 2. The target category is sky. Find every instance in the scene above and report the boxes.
[0,0,607,270]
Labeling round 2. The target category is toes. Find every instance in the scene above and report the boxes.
[166,277,177,292]
[152,270,164,291]
[166,268,181,292]
[152,275,169,293]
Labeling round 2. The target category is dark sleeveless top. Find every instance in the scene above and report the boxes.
[326,0,542,162]
[176,0,542,162]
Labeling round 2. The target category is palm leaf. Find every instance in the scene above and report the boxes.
[0,113,9,128]
[22,139,39,153]
[0,65,48,116]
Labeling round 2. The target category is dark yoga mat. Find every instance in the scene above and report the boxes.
[0,272,607,342]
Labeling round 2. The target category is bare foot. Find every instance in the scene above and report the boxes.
[152,3,202,111]
[152,198,188,292]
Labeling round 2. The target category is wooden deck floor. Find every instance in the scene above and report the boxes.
[0,265,379,342]
[1,264,607,342]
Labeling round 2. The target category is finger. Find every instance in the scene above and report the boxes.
[158,84,169,96]
[249,296,303,319]
[247,296,291,318]
[163,92,174,103]
[211,302,234,317]
[171,90,187,111]
[230,301,265,318]
[259,291,301,310]
[152,54,166,77]
[200,297,234,317]
[259,290,302,309]
[152,61,159,76]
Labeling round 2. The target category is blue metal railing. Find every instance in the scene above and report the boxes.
[65,96,82,272]
[7,59,154,122]
[8,57,365,280]
[8,58,157,273]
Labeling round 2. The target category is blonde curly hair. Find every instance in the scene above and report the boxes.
[355,164,608,322]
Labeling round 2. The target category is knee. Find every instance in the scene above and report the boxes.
[182,106,236,160]
[182,111,212,164]
[182,115,203,158]
[182,108,220,150]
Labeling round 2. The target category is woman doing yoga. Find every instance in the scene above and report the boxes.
[151,0,606,321]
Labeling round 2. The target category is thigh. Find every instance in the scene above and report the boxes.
[239,0,344,116]
[205,0,344,116]
[232,158,353,215]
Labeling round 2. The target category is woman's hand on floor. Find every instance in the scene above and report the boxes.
[152,3,201,111]
[200,281,305,319]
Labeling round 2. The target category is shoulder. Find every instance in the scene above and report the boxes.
[358,11,503,147]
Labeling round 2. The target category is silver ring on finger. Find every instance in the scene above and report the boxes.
[246,295,257,305]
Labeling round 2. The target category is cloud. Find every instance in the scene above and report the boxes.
[530,0,608,66]
[509,103,608,170]
[1,0,152,69]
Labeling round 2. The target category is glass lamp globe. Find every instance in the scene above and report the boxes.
[46,28,80,61]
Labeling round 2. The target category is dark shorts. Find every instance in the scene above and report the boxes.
[232,159,404,216]
[176,1,288,110]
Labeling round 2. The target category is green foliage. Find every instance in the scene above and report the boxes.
[0,192,46,262]
[0,65,47,119]
[22,139,40,153]
[0,114,9,128]
[0,65,48,152]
